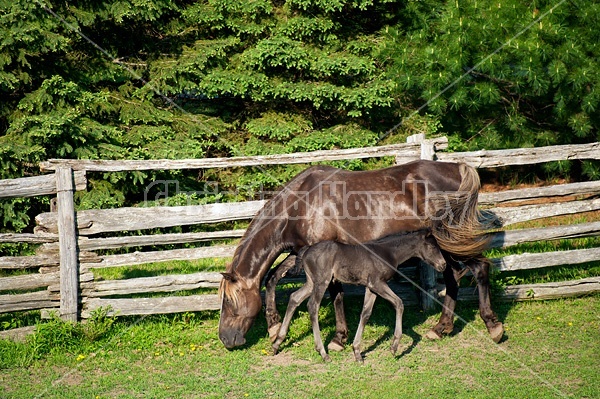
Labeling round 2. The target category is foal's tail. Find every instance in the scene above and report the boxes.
[430,163,492,259]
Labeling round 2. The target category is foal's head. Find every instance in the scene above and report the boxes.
[415,230,446,272]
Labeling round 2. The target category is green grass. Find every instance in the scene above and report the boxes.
[1,295,598,399]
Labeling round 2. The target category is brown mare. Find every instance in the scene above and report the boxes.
[218,160,504,349]
[272,229,446,362]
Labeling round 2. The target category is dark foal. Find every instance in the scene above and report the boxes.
[272,229,446,362]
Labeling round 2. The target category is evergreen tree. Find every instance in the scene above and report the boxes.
[381,0,599,154]
[0,0,399,231]
[1,0,598,233]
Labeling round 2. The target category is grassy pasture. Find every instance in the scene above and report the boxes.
[1,294,598,399]
[1,207,599,398]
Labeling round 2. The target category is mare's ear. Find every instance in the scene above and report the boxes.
[221,272,237,282]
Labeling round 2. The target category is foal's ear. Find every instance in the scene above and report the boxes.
[221,272,237,283]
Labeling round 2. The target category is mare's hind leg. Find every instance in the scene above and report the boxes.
[426,257,463,340]
[352,288,377,363]
[468,257,504,343]
[265,254,297,341]
[327,281,348,352]
[272,277,313,355]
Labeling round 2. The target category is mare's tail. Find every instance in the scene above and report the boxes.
[430,163,492,258]
[294,246,310,270]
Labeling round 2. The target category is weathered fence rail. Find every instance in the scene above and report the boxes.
[1,137,600,327]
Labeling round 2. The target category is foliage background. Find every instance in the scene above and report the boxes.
[0,0,598,233]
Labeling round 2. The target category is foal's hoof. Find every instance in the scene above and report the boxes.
[327,340,345,352]
[354,353,364,363]
[488,322,504,343]
[424,329,443,340]
[268,323,281,343]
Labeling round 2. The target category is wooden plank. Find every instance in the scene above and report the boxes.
[0,326,36,342]
[438,142,600,168]
[0,272,58,292]
[0,251,99,270]
[0,254,60,269]
[35,201,266,235]
[82,245,236,269]
[39,138,449,172]
[81,276,600,318]
[491,247,600,272]
[46,272,94,293]
[0,290,59,313]
[39,229,246,252]
[34,190,600,237]
[455,277,600,302]
[81,294,221,317]
[0,171,86,198]
[489,221,600,249]
[479,180,600,206]
[0,233,58,244]
[56,167,79,321]
[81,272,223,297]
[82,281,422,317]
[488,198,600,226]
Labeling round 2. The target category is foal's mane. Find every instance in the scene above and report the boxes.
[367,229,429,246]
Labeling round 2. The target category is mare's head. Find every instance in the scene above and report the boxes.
[218,271,262,349]
[416,230,446,272]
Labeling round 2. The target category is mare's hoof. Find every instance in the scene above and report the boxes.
[327,341,345,352]
[424,329,443,340]
[268,323,281,343]
[489,322,504,343]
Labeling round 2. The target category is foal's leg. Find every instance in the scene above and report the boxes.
[368,282,404,356]
[265,254,297,341]
[272,277,313,355]
[352,288,377,363]
[468,257,504,343]
[327,281,348,352]
[307,280,332,362]
[426,257,462,340]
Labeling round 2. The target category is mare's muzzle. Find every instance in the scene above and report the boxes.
[219,329,247,349]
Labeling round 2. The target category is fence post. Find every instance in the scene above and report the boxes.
[406,134,438,311]
[56,167,79,321]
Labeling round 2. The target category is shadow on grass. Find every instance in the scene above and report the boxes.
[227,286,516,353]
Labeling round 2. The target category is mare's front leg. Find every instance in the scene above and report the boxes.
[426,257,462,340]
[265,254,297,341]
[272,277,313,355]
[352,288,377,363]
[468,257,504,343]
[327,281,348,352]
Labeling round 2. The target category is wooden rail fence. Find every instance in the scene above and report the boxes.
[1,136,600,328]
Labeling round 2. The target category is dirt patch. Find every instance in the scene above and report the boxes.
[262,351,312,367]
[51,367,83,387]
